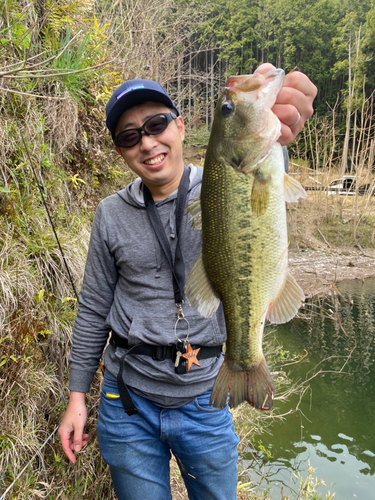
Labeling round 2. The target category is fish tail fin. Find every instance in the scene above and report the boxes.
[210,357,274,410]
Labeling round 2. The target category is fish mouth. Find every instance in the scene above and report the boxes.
[226,74,263,93]
[225,69,285,105]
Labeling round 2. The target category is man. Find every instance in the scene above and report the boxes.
[58,63,317,499]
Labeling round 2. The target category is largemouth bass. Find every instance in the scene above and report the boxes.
[185,69,306,410]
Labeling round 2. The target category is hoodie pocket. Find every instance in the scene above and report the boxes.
[127,310,224,346]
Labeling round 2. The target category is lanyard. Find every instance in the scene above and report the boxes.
[142,166,190,306]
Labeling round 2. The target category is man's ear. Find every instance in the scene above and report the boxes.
[176,115,185,142]
[115,146,122,155]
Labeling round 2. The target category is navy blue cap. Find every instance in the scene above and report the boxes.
[105,79,179,139]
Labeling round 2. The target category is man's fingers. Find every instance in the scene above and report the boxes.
[82,434,89,447]
[71,425,87,451]
[272,103,301,126]
[58,394,88,463]
[273,72,317,145]
[283,71,318,102]
[279,122,299,146]
[59,431,77,464]
[253,65,317,144]
[254,62,276,75]
[60,430,89,462]
[58,425,89,463]
[275,80,315,122]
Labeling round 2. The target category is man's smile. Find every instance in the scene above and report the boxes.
[144,154,166,165]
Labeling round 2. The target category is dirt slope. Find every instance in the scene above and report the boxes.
[289,246,375,298]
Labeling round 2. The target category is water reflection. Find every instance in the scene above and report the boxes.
[244,278,375,499]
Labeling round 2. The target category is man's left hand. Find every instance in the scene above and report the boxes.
[255,63,317,146]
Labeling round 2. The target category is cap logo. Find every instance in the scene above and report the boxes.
[117,84,145,100]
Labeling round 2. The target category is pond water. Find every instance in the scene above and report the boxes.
[242,278,375,499]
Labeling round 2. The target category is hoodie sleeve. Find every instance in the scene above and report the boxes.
[68,202,119,393]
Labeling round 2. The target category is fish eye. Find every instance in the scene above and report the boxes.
[221,102,234,117]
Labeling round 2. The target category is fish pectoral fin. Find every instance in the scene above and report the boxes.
[266,271,305,324]
[185,253,220,318]
[186,196,202,231]
[284,173,307,203]
[251,170,271,216]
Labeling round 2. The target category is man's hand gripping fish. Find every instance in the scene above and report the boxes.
[186,69,306,410]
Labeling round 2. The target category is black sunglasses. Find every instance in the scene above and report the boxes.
[114,112,178,148]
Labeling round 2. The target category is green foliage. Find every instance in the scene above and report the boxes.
[179,0,374,117]
[362,5,375,91]
[0,15,31,52]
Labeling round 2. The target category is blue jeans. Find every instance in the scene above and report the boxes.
[97,371,240,500]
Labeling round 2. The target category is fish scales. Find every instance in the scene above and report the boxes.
[202,147,287,366]
[202,167,254,362]
[186,69,306,410]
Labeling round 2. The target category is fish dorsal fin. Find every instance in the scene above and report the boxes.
[187,196,202,231]
[266,271,304,324]
[185,253,221,318]
[284,173,307,203]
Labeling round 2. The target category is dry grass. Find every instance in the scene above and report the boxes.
[286,163,375,252]
[0,178,93,498]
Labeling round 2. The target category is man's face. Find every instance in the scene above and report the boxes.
[114,102,185,199]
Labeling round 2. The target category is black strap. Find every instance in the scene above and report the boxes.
[110,331,223,360]
[117,352,139,416]
[142,166,190,305]
[116,342,160,416]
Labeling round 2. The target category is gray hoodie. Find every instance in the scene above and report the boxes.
[69,164,226,406]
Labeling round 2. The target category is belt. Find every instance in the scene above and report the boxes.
[110,331,223,417]
[110,331,223,361]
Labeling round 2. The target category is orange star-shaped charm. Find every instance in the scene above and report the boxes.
[181,342,201,372]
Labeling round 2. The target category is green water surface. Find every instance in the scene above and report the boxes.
[244,278,375,499]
